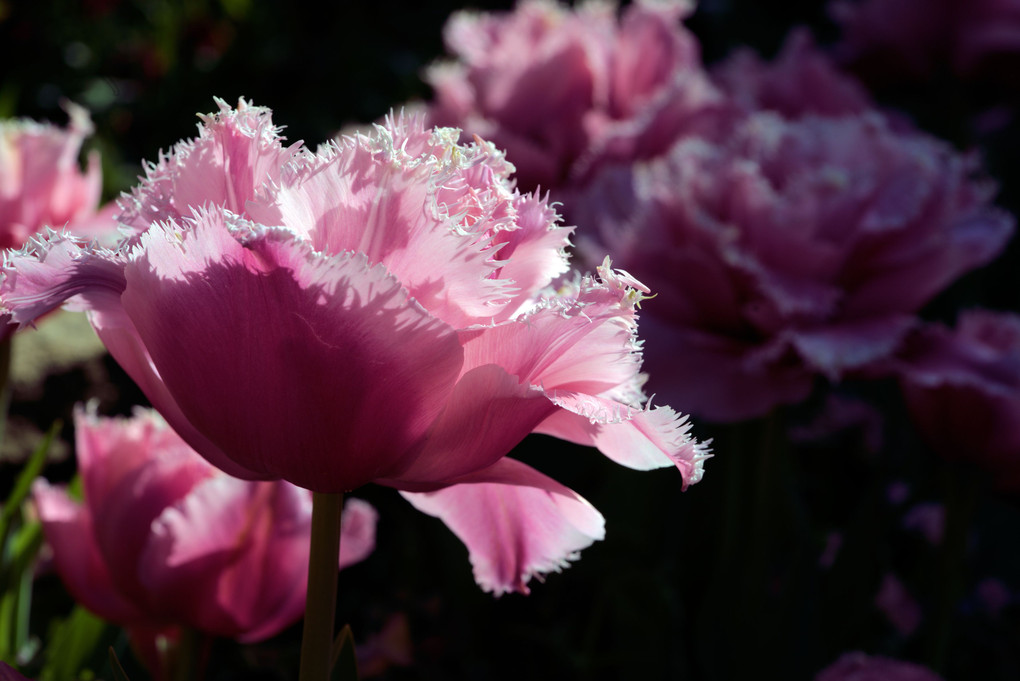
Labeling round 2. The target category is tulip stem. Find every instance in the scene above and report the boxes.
[299,491,344,681]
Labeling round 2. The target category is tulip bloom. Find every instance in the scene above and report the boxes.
[896,311,1020,489]
[4,100,707,594]
[0,103,117,250]
[571,111,1014,421]
[425,0,725,193]
[32,407,377,647]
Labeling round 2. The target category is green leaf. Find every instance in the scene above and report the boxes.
[0,420,61,553]
[331,624,360,681]
[38,607,107,681]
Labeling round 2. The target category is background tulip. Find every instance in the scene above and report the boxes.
[32,407,377,656]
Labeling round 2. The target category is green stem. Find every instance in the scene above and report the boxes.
[299,491,344,681]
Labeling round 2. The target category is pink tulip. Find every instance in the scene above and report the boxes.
[0,103,117,250]
[896,311,1020,489]
[32,406,377,647]
[572,112,1014,421]
[425,0,725,193]
[4,99,708,594]
[815,652,943,681]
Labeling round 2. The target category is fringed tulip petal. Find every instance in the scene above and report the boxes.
[402,457,605,595]
[121,211,464,492]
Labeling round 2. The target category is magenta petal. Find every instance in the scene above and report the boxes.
[139,478,311,640]
[402,457,605,595]
[121,210,464,491]
[386,364,557,486]
[32,480,145,625]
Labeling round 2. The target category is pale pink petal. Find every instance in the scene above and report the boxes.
[338,497,379,569]
[118,97,303,233]
[121,210,464,492]
[402,457,605,595]
[248,119,516,328]
[32,480,146,625]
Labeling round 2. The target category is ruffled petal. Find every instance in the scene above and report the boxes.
[247,118,517,328]
[121,209,464,492]
[32,480,146,625]
[402,457,605,595]
[536,394,709,487]
[118,97,303,234]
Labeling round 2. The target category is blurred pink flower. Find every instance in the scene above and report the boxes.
[4,99,708,594]
[815,652,943,681]
[0,664,30,681]
[874,572,922,637]
[32,406,377,647]
[831,0,1020,83]
[572,112,1013,421]
[975,577,1013,615]
[425,0,725,193]
[0,103,117,250]
[896,310,1020,489]
[713,28,874,119]
[902,502,946,545]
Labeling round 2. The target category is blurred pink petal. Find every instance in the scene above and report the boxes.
[403,457,605,595]
[902,503,946,545]
[895,311,1020,489]
[874,572,922,637]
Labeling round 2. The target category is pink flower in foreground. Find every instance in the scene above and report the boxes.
[896,310,1020,489]
[831,0,1020,83]
[815,652,943,681]
[3,100,708,594]
[0,103,117,250]
[32,407,377,648]
[572,112,1014,421]
[425,0,725,193]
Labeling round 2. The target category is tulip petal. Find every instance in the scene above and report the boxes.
[402,457,605,595]
[122,210,464,492]
[32,480,145,625]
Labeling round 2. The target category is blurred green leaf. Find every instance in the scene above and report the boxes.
[0,420,60,553]
[39,607,107,681]
[331,624,359,681]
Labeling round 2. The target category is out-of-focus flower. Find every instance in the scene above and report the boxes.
[0,664,30,681]
[425,0,725,193]
[902,502,946,545]
[712,28,874,119]
[572,111,1014,421]
[831,0,1020,83]
[896,310,1020,489]
[32,406,377,647]
[0,103,117,250]
[4,99,708,594]
[975,577,1013,615]
[815,652,944,681]
[874,572,922,636]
